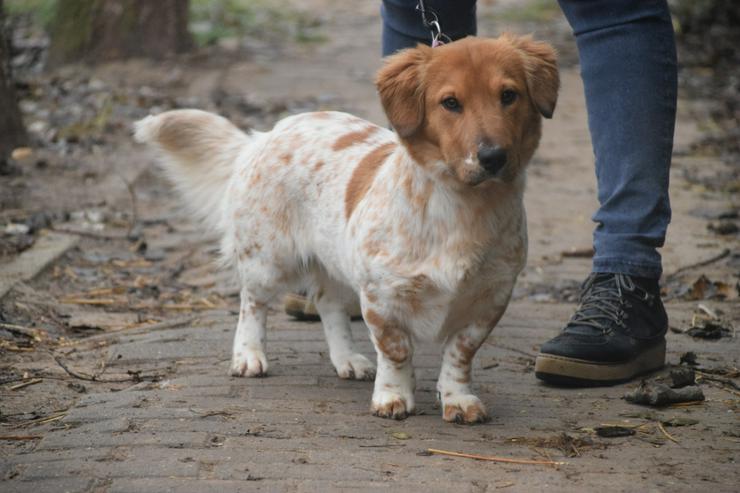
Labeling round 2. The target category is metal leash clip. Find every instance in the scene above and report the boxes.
[416,0,452,47]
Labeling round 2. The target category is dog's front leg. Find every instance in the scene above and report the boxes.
[437,324,493,424]
[229,289,269,377]
[363,308,415,420]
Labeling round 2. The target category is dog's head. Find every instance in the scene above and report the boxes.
[376,34,558,187]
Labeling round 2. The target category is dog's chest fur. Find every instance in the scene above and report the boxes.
[227,111,527,340]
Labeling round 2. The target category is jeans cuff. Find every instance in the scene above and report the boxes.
[592,257,663,280]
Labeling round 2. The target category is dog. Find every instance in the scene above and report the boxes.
[134,34,558,424]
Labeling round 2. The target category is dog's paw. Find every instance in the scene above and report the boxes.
[442,394,488,424]
[229,349,268,377]
[371,391,414,420]
[334,353,376,381]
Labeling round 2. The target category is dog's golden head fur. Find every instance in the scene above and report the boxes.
[376,34,559,187]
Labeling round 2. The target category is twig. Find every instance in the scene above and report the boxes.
[667,400,704,408]
[665,248,730,280]
[59,298,119,305]
[13,411,68,428]
[696,370,740,391]
[9,378,42,391]
[656,422,679,444]
[67,316,197,345]
[50,352,161,383]
[118,173,139,238]
[0,322,44,340]
[426,448,565,466]
[48,226,126,240]
[0,435,43,440]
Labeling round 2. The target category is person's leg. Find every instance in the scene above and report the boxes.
[559,0,677,278]
[381,0,477,56]
[535,0,677,386]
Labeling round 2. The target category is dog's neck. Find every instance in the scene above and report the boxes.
[378,144,526,244]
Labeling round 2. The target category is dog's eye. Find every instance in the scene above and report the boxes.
[441,97,462,112]
[501,89,518,106]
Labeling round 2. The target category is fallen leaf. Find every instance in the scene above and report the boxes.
[594,426,635,438]
[661,417,699,427]
[390,432,411,440]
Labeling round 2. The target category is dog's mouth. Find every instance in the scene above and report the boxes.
[457,156,512,187]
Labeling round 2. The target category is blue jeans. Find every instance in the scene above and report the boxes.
[381,0,677,279]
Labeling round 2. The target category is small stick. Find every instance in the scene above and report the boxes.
[667,400,705,408]
[696,370,740,391]
[9,378,42,391]
[426,448,565,466]
[0,435,43,441]
[665,248,730,279]
[656,422,679,443]
[0,323,44,340]
[59,298,119,305]
[15,411,68,428]
[67,316,197,345]
[50,352,160,383]
[49,227,126,240]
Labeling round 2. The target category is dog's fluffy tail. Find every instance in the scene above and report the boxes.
[134,109,250,234]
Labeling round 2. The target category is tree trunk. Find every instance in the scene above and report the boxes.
[48,0,192,66]
[0,0,28,161]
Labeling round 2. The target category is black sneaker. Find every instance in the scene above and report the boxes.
[535,273,667,387]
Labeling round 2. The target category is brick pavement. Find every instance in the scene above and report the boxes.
[3,300,738,492]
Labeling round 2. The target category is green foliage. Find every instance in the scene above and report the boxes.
[5,0,325,48]
[4,0,57,28]
[189,0,325,47]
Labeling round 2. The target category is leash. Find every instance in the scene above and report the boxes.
[416,0,451,47]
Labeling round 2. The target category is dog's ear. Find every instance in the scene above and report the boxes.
[375,45,432,137]
[509,35,559,119]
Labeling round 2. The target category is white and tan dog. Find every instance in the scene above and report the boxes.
[135,34,558,424]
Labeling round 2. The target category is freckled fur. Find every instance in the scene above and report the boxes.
[134,35,558,424]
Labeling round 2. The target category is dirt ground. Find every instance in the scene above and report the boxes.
[1,1,738,492]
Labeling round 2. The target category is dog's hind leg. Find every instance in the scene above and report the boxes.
[230,288,270,377]
[313,279,376,381]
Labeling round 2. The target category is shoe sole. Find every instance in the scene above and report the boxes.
[283,293,364,322]
[534,339,666,387]
[283,293,321,322]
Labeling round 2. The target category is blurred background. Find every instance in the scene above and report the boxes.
[0,0,738,372]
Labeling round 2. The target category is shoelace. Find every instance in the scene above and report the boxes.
[565,273,652,333]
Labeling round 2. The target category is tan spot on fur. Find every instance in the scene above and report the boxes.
[345,143,396,220]
[364,308,410,365]
[279,153,292,164]
[371,399,408,419]
[443,402,487,424]
[240,242,262,260]
[365,292,378,304]
[332,126,379,152]
[314,160,325,171]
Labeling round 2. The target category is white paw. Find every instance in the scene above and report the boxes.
[334,353,376,381]
[441,393,488,424]
[229,348,268,377]
[371,389,415,420]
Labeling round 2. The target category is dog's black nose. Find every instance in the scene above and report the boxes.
[477,145,507,175]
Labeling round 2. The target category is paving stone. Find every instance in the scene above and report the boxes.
[108,478,297,493]
[1,478,92,493]
[16,454,198,481]
[36,430,208,451]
